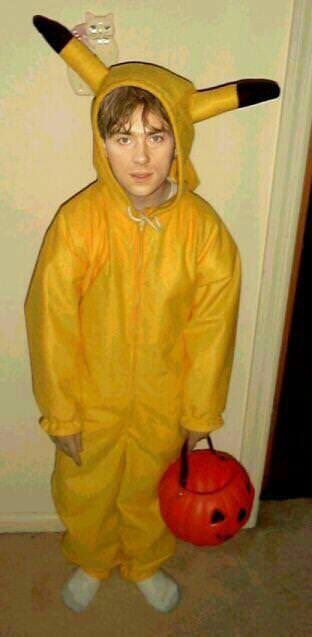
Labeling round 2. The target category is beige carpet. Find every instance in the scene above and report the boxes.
[0,499,311,637]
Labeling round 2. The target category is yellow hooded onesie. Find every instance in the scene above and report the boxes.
[24,16,280,580]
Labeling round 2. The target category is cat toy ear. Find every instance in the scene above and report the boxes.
[33,15,109,94]
[189,79,280,122]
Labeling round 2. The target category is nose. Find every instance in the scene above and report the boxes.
[133,137,150,165]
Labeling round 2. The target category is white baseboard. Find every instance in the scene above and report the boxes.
[0,512,255,534]
[0,513,65,533]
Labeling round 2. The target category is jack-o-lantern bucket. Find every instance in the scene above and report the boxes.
[158,435,255,546]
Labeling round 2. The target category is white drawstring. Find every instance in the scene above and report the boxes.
[127,207,162,232]
[126,179,175,232]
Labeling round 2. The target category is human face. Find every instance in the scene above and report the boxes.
[103,104,176,210]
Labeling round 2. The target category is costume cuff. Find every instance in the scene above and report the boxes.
[39,416,82,436]
[180,414,224,433]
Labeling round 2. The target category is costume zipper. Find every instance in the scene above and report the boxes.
[130,224,145,385]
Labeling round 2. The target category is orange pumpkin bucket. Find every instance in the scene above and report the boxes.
[158,435,255,546]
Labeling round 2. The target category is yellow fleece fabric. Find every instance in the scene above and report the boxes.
[24,60,241,579]
[25,61,241,437]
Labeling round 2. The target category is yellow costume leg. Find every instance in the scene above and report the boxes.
[51,428,128,579]
[51,424,185,582]
[117,432,184,582]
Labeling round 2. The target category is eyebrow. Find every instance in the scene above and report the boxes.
[114,126,168,136]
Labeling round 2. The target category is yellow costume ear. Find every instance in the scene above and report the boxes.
[189,79,280,122]
[33,16,280,116]
[33,15,108,94]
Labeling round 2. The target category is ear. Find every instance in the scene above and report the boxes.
[189,79,280,123]
[33,15,109,94]
[85,12,95,21]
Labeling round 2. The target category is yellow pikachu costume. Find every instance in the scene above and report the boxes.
[25,16,280,581]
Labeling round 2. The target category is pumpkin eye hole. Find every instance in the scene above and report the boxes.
[211,509,226,523]
[245,480,252,493]
[238,508,247,522]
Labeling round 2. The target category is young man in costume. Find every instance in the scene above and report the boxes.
[25,15,280,613]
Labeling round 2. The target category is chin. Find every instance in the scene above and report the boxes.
[126,184,155,197]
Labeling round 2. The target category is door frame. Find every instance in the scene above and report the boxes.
[262,132,311,493]
[241,0,312,526]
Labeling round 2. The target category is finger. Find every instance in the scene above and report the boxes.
[52,435,81,464]
[64,446,81,465]
[50,435,59,445]
[54,438,73,457]
[58,442,71,456]
[67,438,81,466]
[54,439,63,450]
[53,435,70,448]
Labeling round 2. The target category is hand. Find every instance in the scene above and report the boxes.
[50,432,83,466]
[184,430,208,452]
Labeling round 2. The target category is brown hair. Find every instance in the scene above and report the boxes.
[97,86,173,139]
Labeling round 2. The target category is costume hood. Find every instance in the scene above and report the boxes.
[33,15,280,220]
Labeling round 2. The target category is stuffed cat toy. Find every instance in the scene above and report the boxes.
[67,12,119,95]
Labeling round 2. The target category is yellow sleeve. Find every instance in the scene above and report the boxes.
[24,210,89,437]
[180,212,241,433]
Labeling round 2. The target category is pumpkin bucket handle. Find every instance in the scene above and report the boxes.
[179,434,216,489]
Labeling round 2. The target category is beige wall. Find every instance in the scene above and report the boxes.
[0,1,293,526]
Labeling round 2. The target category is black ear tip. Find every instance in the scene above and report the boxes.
[237,79,281,108]
[260,79,281,101]
[272,81,281,98]
[33,15,46,28]
[32,14,73,53]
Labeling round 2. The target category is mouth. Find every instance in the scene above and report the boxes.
[129,173,153,181]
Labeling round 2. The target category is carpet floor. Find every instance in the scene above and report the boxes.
[0,498,311,637]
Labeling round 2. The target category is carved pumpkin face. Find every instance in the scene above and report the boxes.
[158,449,255,546]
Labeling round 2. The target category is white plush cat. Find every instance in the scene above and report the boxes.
[67,12,119,95]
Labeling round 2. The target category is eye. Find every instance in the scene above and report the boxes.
[89,25,97,32]
[117,136,131,145]
[149,134,164,144]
